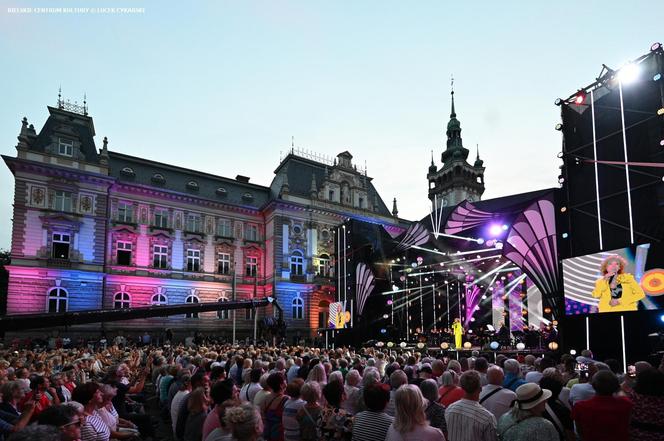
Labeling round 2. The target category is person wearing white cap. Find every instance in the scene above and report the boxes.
[497,383,558,441]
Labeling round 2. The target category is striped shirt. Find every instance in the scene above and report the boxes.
[445,398,497,441]
[282,397,305,441]
[81,410,111,441]
[352,411,393,441]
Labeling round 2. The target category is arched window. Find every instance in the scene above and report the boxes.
[292,295,304,320]
[151,173,166,185]
[47,287,68,313]
[186,181,199,191]
[114,292,131,309]
[217,297,229,319]
[186,295,199,318]
[317,254,330,277]
[121,167,135,176]
[151,293,167,306]
[290,250,304,276]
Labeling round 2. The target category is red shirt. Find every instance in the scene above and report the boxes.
[572,395,633,441]
[438,385,465,407]
[19,390,51,420]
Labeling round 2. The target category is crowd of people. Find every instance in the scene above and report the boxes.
[0,337,661,441]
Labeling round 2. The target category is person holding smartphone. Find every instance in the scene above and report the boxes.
[592,254,645,313]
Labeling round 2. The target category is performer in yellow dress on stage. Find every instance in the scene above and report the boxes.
[591,254,645,313]
[452,318,464,349]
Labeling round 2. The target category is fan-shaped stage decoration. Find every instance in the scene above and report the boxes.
[502,197,559,296]
[355,263,376,316]
[395,223,430,252]
[641,269,664,296]
[444,200,494,235]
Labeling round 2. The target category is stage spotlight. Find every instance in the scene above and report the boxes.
[490,341,499,350]
[557,151,564,159]
[376,341,384,347]
[476,238,485,245]
[392,284,399,291]
[554,98,563,106]
[654,74,662,82]
[657,108,664,116]
[617,63,640,84]
[516,343,525,351]
[440,342,449,350]
[463,342,472,349]
[660,140,664,146]
[574,91,586,105]
[386,299,393,306]
[501,224,508,231]
[560,206,567,213]
[548,342,559,351]
[555,123,563,131]
[651,42,662,52]
[416,342,425,349]
[544,307,552,314]
[570,349,577,355]
[558,176,565,184]
[382,314,389,319]
[399,342,407,348]
[562,233,569,239]
[489,224,503,237]
[387,341,394,348]
[660,314,664,323]
[380,328,387,334]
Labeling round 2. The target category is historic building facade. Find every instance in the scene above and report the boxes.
[427,90,486,207]
[2,100,406,338]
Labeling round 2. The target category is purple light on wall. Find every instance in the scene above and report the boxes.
[509,286,524,331]
[464,284,481,327]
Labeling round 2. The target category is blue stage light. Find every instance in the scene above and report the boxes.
[660,314,664,323]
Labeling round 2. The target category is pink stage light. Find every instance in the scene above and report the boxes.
[489,224,503,237]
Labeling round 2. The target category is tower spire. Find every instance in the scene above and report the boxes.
[450,75,456,117]
[431,150,435,166]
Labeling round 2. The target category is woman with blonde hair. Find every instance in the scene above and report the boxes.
[385,384,445,440]
[307,364,327,385]
[592,254,645,312]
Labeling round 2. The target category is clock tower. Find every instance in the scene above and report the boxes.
[427,88,485,207]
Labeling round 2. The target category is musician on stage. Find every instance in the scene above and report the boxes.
[592,254,645,313]
[451,318,464,349]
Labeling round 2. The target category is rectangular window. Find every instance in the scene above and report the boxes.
[58,138,73,157]
[54,191,72,212]
[329,190,335,201]
[187,249,201,272]
[245,307,254,320]
[116,241,132,266]
[359,197,364,208]
[154,209,168,228]
[217,218,232,237]
[245,224,258,241]
[153,245,168,269]
[186,214,202,232]
[317,257,330,277]
[218,253,231,275]
[51,233,70,259]
[117,202,133,223]
[245,256,257,277]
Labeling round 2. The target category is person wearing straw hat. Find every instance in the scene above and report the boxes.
[497,383,558,441]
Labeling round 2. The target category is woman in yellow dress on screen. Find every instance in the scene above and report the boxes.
[451,318,464,349]
[592,254,645,313]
